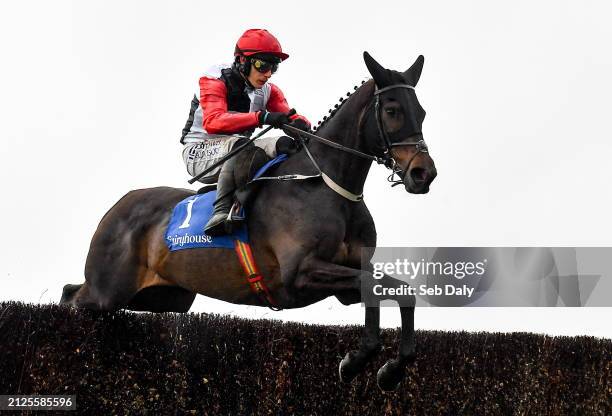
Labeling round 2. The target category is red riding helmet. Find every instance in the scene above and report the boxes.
[234,29,289,61]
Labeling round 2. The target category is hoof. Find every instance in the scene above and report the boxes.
[338,351,360,383]
[376,359,404,391]
[60,283,82,305]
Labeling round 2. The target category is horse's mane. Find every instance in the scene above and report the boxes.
[313,79,373,133]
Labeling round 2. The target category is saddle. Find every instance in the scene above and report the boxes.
[197,183,217,194]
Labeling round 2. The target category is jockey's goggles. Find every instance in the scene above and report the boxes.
[250,58,279,74]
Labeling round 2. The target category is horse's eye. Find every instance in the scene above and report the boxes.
[385,108,396,116]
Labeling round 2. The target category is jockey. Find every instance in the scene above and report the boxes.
[180,29,310,236]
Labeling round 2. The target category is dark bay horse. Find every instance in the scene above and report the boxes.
[60,52,437,391]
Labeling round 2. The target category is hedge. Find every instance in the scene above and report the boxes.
[0,302,609,415]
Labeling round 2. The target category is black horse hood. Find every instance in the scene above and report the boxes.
[363,51,424,88]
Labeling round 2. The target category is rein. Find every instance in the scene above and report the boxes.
[275,82,430,198]
[252,128,365,202]
[281,125,381,163]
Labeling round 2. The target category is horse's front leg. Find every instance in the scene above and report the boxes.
[292,258,417,390]
[338,306,382,383]
[292,258,384,385]
[336,265,416,390]
[375,306,416,391]
[370,273,417,391]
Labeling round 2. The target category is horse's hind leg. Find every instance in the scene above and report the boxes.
[293,257,416,390]
[76,218,151,310]
[59,252,143,311]
[60,283,82,305]
[293,258,383,383]
[127,286,196,313]
[60,266,143,311]
[80,239,194,312]
[60,282,113,310]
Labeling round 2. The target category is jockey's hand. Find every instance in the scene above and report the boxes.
[259,111,292,128]
[283,118,310,142]
[289,118,310,131]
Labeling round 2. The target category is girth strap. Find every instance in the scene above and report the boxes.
[234,240,281,311]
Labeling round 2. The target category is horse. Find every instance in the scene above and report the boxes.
[60,51,437,391]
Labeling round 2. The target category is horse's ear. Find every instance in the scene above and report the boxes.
[363,51,389,87]
[403,55,425,86]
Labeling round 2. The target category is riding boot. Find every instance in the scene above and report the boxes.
[204,154,241,237]
[204,142,270,236]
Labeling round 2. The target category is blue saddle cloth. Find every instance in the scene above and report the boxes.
[165,154,288,252]
[165,191,248,251]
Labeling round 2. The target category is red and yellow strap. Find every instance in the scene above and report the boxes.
[234,240,280,310]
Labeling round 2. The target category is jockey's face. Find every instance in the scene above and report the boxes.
[247,63,273,89]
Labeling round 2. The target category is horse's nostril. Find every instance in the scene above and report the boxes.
[410,167,427,183]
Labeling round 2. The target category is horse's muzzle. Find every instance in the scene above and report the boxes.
[404,165,437,194]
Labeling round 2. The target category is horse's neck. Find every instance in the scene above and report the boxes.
[308,85,375,195]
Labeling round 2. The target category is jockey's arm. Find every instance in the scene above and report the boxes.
[266,83,311,128]
[200,77,260,134]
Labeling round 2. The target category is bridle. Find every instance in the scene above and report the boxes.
[372,84,429,186]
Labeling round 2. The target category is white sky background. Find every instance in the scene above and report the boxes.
[0,1,610,337]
